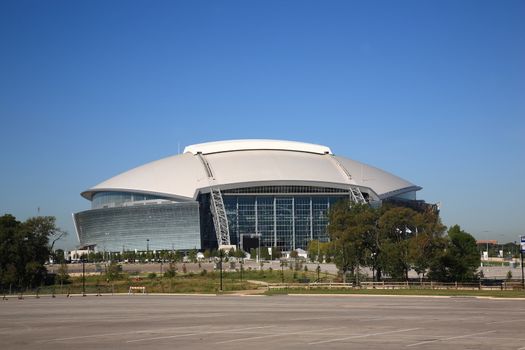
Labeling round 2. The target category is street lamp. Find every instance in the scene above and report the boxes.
[104,232,109,262]
[82,256,86,297]
[219,249,223,292]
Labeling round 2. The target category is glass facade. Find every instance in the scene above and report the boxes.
[78,186,351,252]
[223,193,347,250]
[92,191,172,209]
[75,202,201,252]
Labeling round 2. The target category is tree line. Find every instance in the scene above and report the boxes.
[323,201,480,283]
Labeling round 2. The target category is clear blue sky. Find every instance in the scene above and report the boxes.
[1,0,524,249]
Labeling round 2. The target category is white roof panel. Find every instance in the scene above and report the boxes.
[184,139,332,155]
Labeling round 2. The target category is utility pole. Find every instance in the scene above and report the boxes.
[281,260,284,283]
[520,249,525,289]
[82,258,86,297]
[219,249,223,292]
[240,259,243,282]
[520,236,525,289]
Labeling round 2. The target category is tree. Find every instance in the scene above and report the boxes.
[188,249,198,263]
[235,249,247,259]
[56,263,69,293]
[328,202,378,283]
[378,206,418,281]
[106,261,122,281]
[164,263,177,278]
[409,210,447,280]
[428,225,480,282]
[0,215,65,291]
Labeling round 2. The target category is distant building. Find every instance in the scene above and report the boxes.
[74,139,423,252]
[68,244,96,262]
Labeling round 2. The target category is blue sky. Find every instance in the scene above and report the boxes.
[1,0,524,249]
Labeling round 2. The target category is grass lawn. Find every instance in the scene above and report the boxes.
[20,269,319,295]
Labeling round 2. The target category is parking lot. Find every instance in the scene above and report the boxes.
[1,294,525,349]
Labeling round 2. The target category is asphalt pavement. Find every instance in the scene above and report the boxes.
[1,294,525,349]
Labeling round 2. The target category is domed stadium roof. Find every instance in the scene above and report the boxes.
[81,139,420,201]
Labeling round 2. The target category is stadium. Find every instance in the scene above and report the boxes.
[73,139,422,253]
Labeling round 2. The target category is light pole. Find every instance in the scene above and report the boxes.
[240,259,243,282]
[82,257,86,297]
[280,259,285,283]
[104,232,109,262]
[219,249,223,292]
[317,236,320,282]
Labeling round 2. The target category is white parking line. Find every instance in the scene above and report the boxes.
[126,325,274,343]
[309,328,421,345]
[290,316,357,321]
[486,319,522,325]
[40,324,206,342]
[216,327,343,344]
[406,330,496,347]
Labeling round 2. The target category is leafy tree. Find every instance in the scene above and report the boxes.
[307,240,333,263]
[260,247,271,260]
[409,210,447,279]
[378,206,418,281]
[164,263,177,278]
[106,261,122,281]
[428,225,480,282]
[0,215,66,291]
[56,263,69,292]
[188,249,198,263]
[174,250,184,262]
[235,249,246,259]
[271,247,282,259]
[328,202,377,283]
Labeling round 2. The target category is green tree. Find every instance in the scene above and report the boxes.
[0,215,65,291]
[271,247,282,260]
[56,263,69,293]
[188,249,197,263]
[428,225,480,282]
[408,210,447,280]
[164,263,177,278]
[106,261,122,281]
[378,206,418,281]
[235,249,247,259]
[328,202,377,283]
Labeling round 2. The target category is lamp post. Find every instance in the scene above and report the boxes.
[520,249,525,289]
[317,236,320,282]
[219,249,223,292]
[240,259,243,282]
[280,259,285,283]
[82,257,86,297]
[520,236,525,289]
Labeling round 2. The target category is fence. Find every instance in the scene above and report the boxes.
[267,281,525,291]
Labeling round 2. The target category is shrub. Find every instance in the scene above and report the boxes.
[164,263,177,278]
[148,272,157,279]
[106,262,123,281]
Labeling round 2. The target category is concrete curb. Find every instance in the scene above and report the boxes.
[285,293,525,300]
